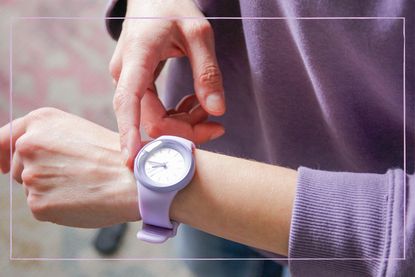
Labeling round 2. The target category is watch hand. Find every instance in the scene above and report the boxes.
[148,161,168,168]
[150,161,167,168]
[148,160,164,166]
[152,164,167,168]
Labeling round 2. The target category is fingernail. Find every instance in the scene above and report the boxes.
[210,129,225,140]
[122,148,129,165]
[206,93,224,113]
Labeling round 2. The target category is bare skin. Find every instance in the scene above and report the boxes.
[0,108,297,255]
[110,0,226,166]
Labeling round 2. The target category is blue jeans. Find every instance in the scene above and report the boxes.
[176,225,284,277]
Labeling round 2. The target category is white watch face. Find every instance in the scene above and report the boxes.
[144,147,187,187]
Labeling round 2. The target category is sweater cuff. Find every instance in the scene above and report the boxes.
[288,167,401,276]
[105,0,126,40]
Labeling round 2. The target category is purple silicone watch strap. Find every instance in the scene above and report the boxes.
[137,184,178,243]
[135,136,194,243]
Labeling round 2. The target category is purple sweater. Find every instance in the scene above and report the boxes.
[106,0,414,276]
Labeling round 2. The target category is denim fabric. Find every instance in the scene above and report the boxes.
[176,225,284,277]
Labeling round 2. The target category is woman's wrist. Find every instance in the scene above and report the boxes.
[112,164,140,223]
[170,149,297,255]
[104,135,140,224]
[113,146,297,255]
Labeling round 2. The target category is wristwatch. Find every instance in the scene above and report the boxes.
[133,135,195,243]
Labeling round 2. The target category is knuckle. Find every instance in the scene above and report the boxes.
[15,133,42,156]
[198,64,222,88]
[123,38,157,61]
[113,87,141,113]
[28,107,59,120]
[21,169,37,185]
[14,136,27,154]
[15,135,33,155]
[124,21,171,48]
[28,197,49,221]
[187,21,213,39]
[109,59,120,80]
[118,127,129,142]
[144,123,161,138]
[135,61,155,78]
[124,35,146,49]
[112,90,129,113]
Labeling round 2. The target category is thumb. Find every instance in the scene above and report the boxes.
[0,116,27,174]
[185,22,225,116]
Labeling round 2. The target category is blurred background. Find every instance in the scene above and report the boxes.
[0,1,193,276]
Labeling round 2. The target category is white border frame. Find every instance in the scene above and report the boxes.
[8,16,406,261]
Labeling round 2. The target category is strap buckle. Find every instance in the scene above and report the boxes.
[137,221,179,243]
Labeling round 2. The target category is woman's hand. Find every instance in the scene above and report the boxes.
[0,108,297,254]
[0,108,139,228]
[110,0,226,167]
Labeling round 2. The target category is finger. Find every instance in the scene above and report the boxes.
[168,104,209,126]
[109,32,124,83]
[148,117,193,141]
[141,91,192,138]
[146,112,224,144]
[141,88,168,122]
[193,122,225,144]
[184,22,225,116]
[113,56,156,163]
[189,104,209,125]
[124,127,142,169]
[11,152,23,184]
[141,90,223,142]
[176,94,199,113]
[142,87,197,125]
[169,112,191,123]
[0,117,27,174]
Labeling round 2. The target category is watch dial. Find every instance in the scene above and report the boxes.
[144,147,187,186]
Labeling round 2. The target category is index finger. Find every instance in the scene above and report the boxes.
[0,116,27,174]
[113,55,157,166]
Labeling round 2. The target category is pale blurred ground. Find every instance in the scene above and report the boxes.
[0,1,193,276]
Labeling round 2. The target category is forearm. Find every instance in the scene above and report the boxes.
[119,148,297,254]
[0,108,295,252]
[170,149,297,255]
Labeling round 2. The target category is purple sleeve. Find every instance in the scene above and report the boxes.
[105,0,126,40]
[289,167,414,276]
